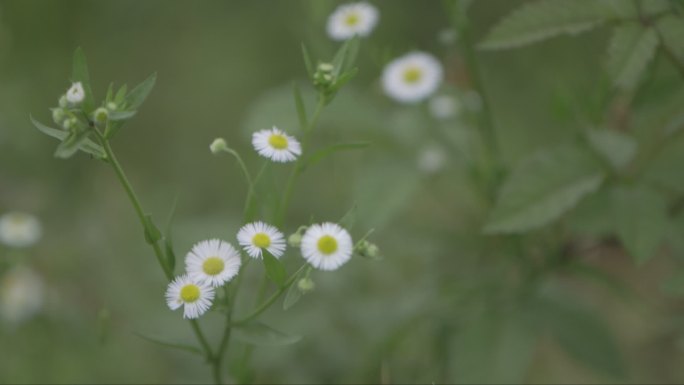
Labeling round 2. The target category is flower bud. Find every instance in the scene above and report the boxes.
[58,95,68,108]
[62,117,78,131]
[93,107,109,125]
[288,226,307,248]
[313,62,337,90]
[297,277,315,293]
[106,102,118,111]
[209,138,229,154]
[356,239,381,260]
[66,82,85,105]
[51,108,66,125]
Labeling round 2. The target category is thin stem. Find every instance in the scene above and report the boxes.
[222,148,255,219]
[277,97,326,226]
[212,286,233,384]
[233,264,307,326]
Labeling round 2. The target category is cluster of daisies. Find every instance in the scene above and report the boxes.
[327,2,445,104]
[166,222,353,319]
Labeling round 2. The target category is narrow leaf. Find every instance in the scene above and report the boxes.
[71,47,96,112]
[108,110,137,121]
[143,214,162,245]
[262,251,287,287]
[283,268,305,310]
[606,23,659,90]
[293,82,308,131]
[301,43,314,78]
[115,84,128,104]
[31,115,105,159]
[54,130,91,159]
[125,72,157,110]
[233,322,302,346]
[134,332,204,356]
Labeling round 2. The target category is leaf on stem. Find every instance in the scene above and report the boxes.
[299,141,371,172]
[71,47,96,112]
[262,251,287,287]
[233,322,302,346]
[606,23,659,90]
[134,332,204,356]
[143,214,162,245]
[283,268,306,310]
[293,82,308,131]
[31,116,106,159]
[125,72,157,110]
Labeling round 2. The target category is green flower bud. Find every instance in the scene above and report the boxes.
[106,102,118,111]
[356,240,381,260]
[288,226,307,248]
[62,117,78,131]
[51,108,66,125]
[313,62,337,90]
[297,277,315,293]
[58,95,68,108]
[210,138,229,154]
[93,107,109,125]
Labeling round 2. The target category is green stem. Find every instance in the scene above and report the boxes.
[233,264,307,326]
[212,286,233,384]
[277,97,326,226]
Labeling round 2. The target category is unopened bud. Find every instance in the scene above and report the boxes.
[93,107,109,125]
[297,277,315,292]
[288,232,303,248]
[106,102,118,111]
[51,108,66,125]
[58,95,68,108]
[210,138,228,154]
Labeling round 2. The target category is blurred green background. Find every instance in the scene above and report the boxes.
[2,0,684,383]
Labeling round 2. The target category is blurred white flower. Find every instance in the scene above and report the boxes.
[252,127,302,163]
[237,221,286,260]
[417,144,448,174]
[165,275,215,319]
[382,52,443,103]
[301,223,353,271]
[0,267,44,323]
[327,2,379,41]
[66,82,85,105]
[429,95,460,120]
[185,239,241,288]
[0,212,42,248]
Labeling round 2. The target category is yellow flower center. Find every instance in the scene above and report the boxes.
[403,67,422,84]
[252,233,271,248]
[345,12,360,26]
[180,284,200,303]
[317,235,338,255]
[268,134,289,150]
[202,257,225,276]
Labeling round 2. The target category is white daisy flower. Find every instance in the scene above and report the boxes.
[0,212,42,248]
[165,275,215,319]
[0,267,44,323]
[185,239,242,287]
[382,52,444,103]
[327,2,379,41]
[66,82,85,105]
[237,221,286,260]
[301,223,353,271]
[252,127,302,163]
[429,94,460,120]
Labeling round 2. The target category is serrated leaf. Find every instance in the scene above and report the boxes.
[134,332,203,356]
[479,1,628,50]
[125,72,156,110]
[233,322,302,346]
[611,185,667,264]
[586,129,637,170]
[300,141,370,172]
[31,115,106,159]
[484,144,605,234]
[606,23,659,90]
[657,15,684,63]
[262,251,287,287]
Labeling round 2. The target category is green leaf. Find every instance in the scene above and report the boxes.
[125,72,157,110]
[114,84,128,104]
[283,268,305,311]
[479,1,629,50]
[484,144,605,234]
[657,15,684,63]
[606,23,659,90]
[301,43,314,78]
[163,196,179,274]
[31,115,106,159]
[660,271,684,297]
[143,214,162,245]
[536,293,625,378]
[262,251,287,287]
[233,322,302,346]
[338,203,358,230]
[332,36,359,77]
[54,130,92,159]
[108,110,137,121]
[300,141,370,172]
[105,83,114,103]
[611,185,667,264]
[133,332,204,356]
[71,47,96,112]
[292,82,308,131]
[586,129,637,170]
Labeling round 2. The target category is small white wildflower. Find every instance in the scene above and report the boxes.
[0,267,44,324]
[429,95,460,120]
[327,2,379,41]
[185,239,241,288]
[65,82,85,105]
[237,221,286,260]
[252,127,302,163]
[165,275,215,319]
[382,52,444,103]
[417,145,448,174]
[0,212,42,248]
[301,222,353,271]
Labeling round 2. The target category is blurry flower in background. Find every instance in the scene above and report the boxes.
[252,126,302,163]
[237,221,286,259]
[429,94,461,120]
[0,212,42,248]
[301,222,353,271]
[417,144,448,175]
[327,2,379,41]
[165,275,215,319]
[185,239,242,288]
[382,52,443,103]
[0,267,44,324]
